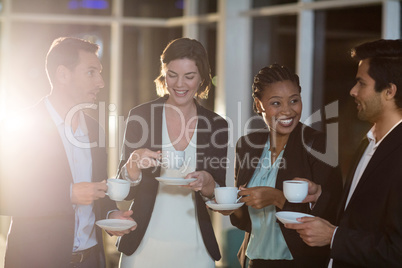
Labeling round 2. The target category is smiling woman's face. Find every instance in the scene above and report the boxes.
[255,80,302,137]
[164,58,201,107]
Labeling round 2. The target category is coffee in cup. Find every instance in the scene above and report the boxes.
[283,180,308,203]
[106,178,131,201]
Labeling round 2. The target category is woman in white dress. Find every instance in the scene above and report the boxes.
[115,38,228,268]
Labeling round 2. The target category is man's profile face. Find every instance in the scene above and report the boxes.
[66,50,105,105]
[350,59,383,123]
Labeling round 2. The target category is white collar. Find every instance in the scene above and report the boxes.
[44,97,88,135]
[367,119,402,149]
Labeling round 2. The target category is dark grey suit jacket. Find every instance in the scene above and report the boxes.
[116,96,228,261]
[230,123,343,268]
[0,99,116,268]
[332,123,402,268]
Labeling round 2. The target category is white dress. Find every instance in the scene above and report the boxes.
[120,107,214,268]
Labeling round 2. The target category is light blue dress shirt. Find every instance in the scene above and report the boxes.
[44,98,97,252]
[246,139,293,260]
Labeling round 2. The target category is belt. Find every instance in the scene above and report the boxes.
[71,246,96,264]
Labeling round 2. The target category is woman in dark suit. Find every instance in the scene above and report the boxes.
[116,38,228,268]
[229,64,343,268]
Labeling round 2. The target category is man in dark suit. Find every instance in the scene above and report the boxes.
[285,39,402,267]
[0,37,134,268]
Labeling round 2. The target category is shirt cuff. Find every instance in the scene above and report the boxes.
[121,164,142,186]
[330,226,338,249]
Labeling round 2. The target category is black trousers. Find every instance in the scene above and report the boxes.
[70,246,101,268]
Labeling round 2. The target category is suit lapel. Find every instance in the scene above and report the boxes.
[239,130,269,187]
[276,123,301,190]
[151,99,164,152]
[358,123,402,186]
[337,137,369,220]
[147,99,163,189]
[195,103,209,171]
[37,101,74,183]
[341,123,402,217]
[153,100,163,174]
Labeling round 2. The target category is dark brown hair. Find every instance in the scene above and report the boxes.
[46,37,99,87]
[351,39,402,108]
[154,38,212,99]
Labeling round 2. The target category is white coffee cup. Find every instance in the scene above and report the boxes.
[160,150,185,170]
[106,178,131,201]
[215,187,241,204]
[283,180,308,203]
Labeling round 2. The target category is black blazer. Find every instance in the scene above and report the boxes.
[116,96,228,261]
[0,99,116,268]
[331,123,402,268]
[230,123,343,268]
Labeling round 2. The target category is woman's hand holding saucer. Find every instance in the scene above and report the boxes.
[106,210,137,236]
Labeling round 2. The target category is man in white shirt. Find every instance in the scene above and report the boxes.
[285,39,402,267]
[0,37,135,268]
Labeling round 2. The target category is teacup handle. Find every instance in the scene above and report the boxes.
[105,182,109,195]
[236,189,242,203]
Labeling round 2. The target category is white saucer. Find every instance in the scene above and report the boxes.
[206,200,244,211]
[275,211,314,224]
[156,177,197,186]
[96,219,137,231]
